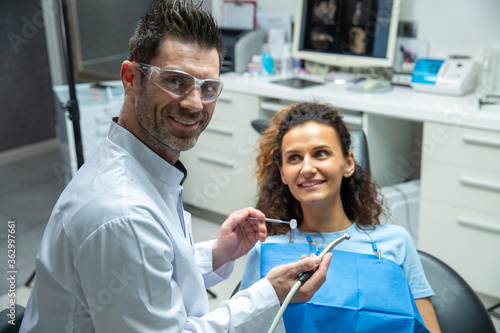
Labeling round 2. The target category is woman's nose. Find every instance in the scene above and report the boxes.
[300,156,316,175]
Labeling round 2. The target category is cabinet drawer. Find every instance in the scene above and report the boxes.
[194,121,261,155]
[423,122,500,173]
[421,160,500,215]
[214,91,260,125]
[181,149,258,215]
[419,200,500,298]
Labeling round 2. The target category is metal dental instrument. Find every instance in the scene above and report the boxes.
[267,233,351,333]
[247,216,298,230]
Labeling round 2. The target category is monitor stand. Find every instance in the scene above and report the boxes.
[271,77,324,89]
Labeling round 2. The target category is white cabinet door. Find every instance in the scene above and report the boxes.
[182,91,260,215]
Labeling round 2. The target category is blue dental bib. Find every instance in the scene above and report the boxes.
[261,243,429,333]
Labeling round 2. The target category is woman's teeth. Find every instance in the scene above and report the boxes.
[300,181,324,187]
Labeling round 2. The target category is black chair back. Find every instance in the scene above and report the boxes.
[418,250,496,333]
[0,304,24,333]
[349,128,370,175]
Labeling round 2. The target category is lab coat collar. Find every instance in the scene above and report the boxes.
[108,118,187,186]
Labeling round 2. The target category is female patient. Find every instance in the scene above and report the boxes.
[241,102,441,332]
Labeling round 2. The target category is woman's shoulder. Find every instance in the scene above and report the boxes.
[357,223,413,244]
[372,223,414,246]
[375,223,410,235]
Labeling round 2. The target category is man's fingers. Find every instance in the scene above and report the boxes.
[301,252,332,286]
[288,255,320,276]
[266,252,333,303]
[291,252,332,302]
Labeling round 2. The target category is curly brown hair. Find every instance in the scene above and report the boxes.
[255,102,384,236]
[128,0,225,71]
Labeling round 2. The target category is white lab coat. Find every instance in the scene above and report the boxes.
[20,120,283,332]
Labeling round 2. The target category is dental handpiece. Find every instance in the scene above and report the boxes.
[297,232,350,284]
[247,216,298,229]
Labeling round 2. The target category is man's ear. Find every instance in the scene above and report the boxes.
[344,151,355,178]
[121,61,136,91]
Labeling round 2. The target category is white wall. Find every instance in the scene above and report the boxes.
[398,0,500,61]
[258,0,500,61]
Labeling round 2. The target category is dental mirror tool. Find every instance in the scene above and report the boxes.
[247,216,298,230]
[267,233,350,333]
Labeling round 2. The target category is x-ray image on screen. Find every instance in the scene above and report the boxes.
[303,0,378,55]
[293,0,400,68]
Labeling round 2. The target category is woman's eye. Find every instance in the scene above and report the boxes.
[287,155,300,162]
[316,151,328,158]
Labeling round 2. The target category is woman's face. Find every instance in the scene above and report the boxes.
[279,122,355,208]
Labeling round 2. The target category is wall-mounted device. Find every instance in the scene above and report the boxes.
[411,58,479,96]
[221,29,265,73]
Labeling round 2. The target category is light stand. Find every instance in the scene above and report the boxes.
[58,0,84,168]
[25,0,83,288]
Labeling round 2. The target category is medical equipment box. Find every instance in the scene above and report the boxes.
[411,58,478,96]
[221,29,265,73]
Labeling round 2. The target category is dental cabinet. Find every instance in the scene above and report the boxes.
[419,122,500,298]
[55,73,500,299]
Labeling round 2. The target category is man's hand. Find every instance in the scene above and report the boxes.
[212,208,267,271]
[265,253,332,303]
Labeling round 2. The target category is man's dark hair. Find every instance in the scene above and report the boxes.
[128,0,225,71]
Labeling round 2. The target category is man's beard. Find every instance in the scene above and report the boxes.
[136,92,208,153]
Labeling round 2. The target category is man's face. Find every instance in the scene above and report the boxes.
[134,37,220,156]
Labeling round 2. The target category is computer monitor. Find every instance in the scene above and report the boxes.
[292,0,401,69]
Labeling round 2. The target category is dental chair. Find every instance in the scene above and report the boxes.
[418,250,496,332]
[0,304,24,333]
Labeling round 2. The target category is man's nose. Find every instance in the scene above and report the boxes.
[180,86,204,112]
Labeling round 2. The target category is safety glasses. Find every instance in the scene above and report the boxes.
[134,62,224,102]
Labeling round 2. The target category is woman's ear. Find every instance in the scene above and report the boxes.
[279,166,287,185]
[344,151,355,178]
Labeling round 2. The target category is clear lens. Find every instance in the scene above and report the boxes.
[158,71,189,95]
[136,63,223,102]
[199,80,223,101]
